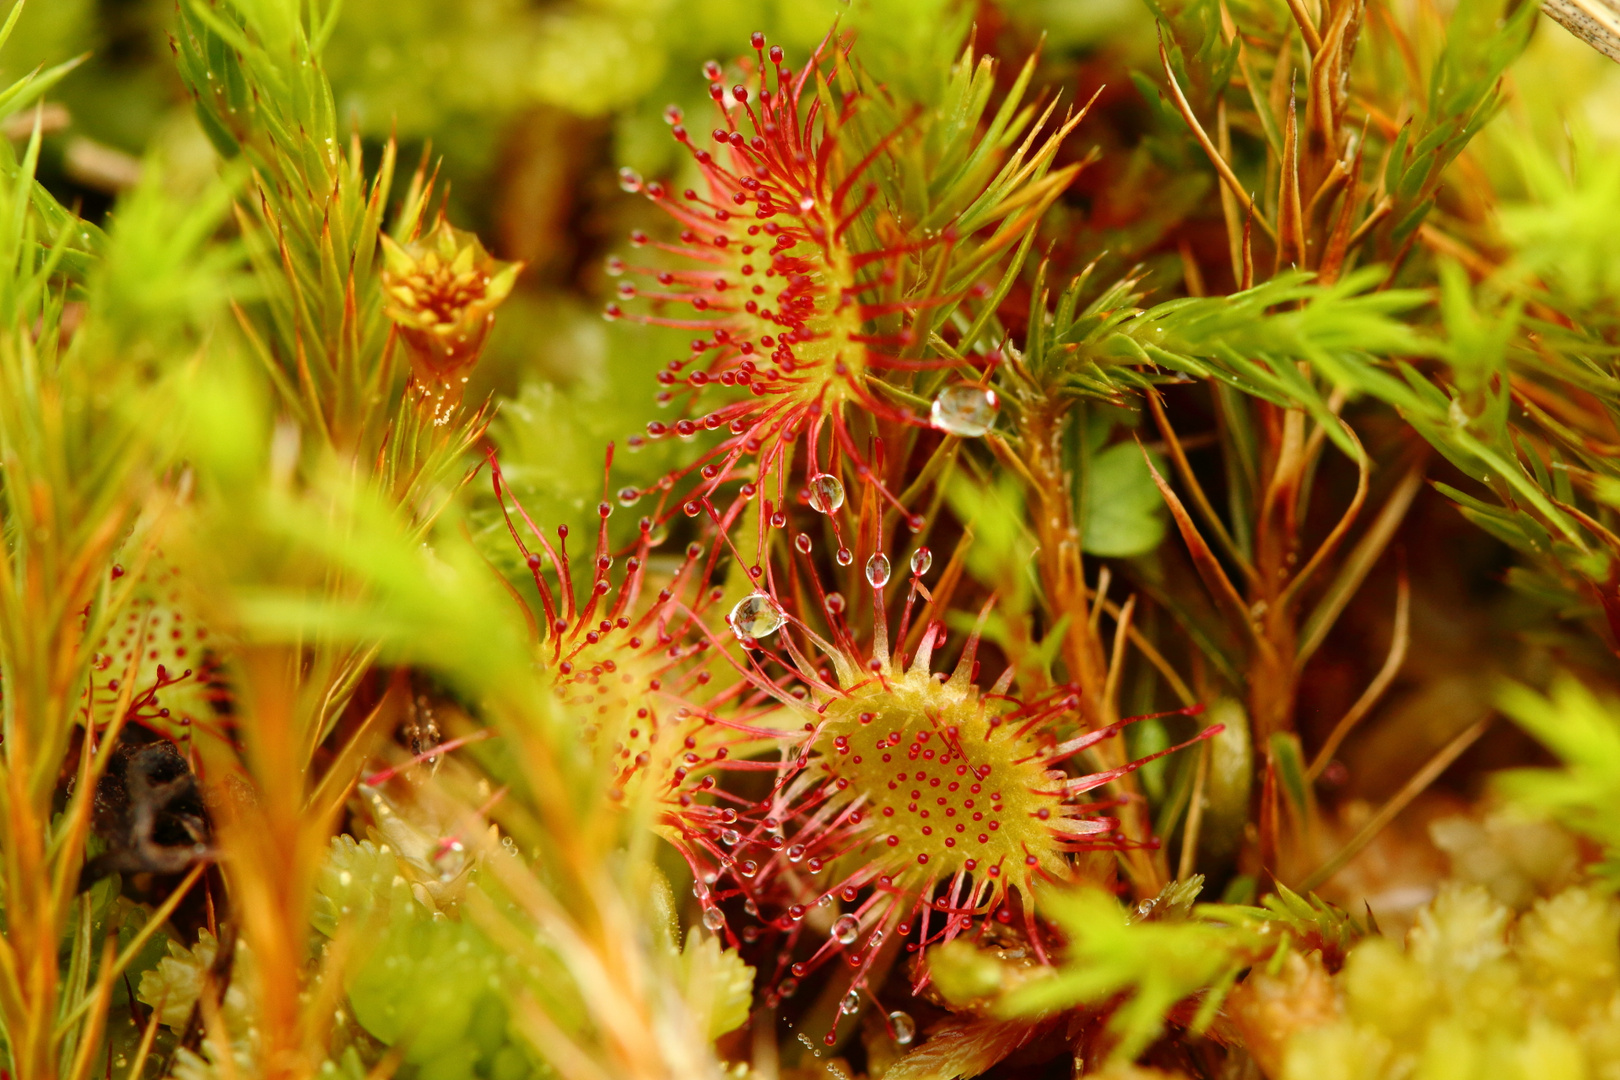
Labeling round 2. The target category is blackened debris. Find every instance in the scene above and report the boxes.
[81,731,211,889]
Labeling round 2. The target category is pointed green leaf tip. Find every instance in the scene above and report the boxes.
[1497,675,1620,878]
[1000,883,1249,1062]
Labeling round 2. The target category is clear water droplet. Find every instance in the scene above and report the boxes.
[703,907,724,931]
[721,829,740,846]
[869,929,885,948]
[888,1010,916,1045]
[824,592,846,615]
[728,593,785,640]
[910,547,933,576]
[787,844,806,863]
[795,533,813,554]
[617,486,641,507]
[740,860,759,877]
[841,989,862,1015]
[930,385,998,437]
[865,553,891,588]
[780,976,799,998]
[618,167,644,193]
[808,473,845,513]
[832,914,859,944]
[836,547,853,567]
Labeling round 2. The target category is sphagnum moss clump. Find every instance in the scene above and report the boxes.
[9,2,1620,1080]
[1273,885,1620,1078]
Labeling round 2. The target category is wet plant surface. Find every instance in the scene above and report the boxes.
[4,0,1620,1079]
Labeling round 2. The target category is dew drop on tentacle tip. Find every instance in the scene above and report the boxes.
[808,472,845,513]
[888,1010,916,1045]
[832,913,859,944]
[702,907,725,931]
[728,592,785,640]
[930,384,998,437]
[865,553,891,588]
[910,547,933,576]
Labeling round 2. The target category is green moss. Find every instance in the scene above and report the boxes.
[1283,886,1620,1080]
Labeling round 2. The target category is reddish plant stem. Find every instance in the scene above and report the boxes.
[1018,400,1165,895]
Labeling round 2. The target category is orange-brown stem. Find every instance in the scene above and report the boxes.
[1018,399,1164,894]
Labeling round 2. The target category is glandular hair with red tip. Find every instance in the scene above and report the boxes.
[606,30,986,531]
[712,541,1216,1038]
[487,451,792,898]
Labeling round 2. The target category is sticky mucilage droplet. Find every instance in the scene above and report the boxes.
[808,473,845,513]
[930,385,998,437]
[910,547,933,576]
[728,593,785,640]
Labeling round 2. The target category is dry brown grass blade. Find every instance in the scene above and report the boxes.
[1277,417,1369,615]
[1090,565,1112,637]
[1307,559,1409,780]
[1178,738,1212,881]
[1103,594,1136,718]
[1543,0,1620,62]
[123,996,164,1080]
[305,674,402,823]
[55,863,208,1037]
[1258,758,1281,875]
[1284,0,1325,54]
[195,968,244,1080]
[1220,0,1284,153]
[1147,391,1258,587]
[1303,161,1350,232]
[63,937,118,1080]
[1299,717,1490,892]
[1158,31,1277,241]
[1276,85,1307,271]
[1084,581,1199,709]
[1141,441,1274,662]
[1318,134,1366,284]
[1242,201,1256,289]
[512,996,614,1080]
[1345,194,1393,252]
[1215,99,1246,285]
[1304,0,1364,193]
[1295,462,1423,668]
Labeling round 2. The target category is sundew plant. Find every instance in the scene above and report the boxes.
[8,0,1620,1077]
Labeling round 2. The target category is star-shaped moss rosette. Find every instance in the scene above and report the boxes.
[381,220,521,421]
